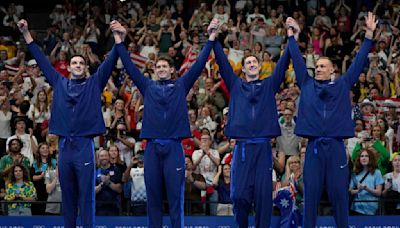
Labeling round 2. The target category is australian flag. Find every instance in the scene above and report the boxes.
[273,186,302,228]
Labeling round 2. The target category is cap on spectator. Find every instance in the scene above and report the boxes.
[223,107,229,115]
[71,15,76,19]
[27,59,37,66]
[139,105,144,112]
[56,4,62,9]
[383,99,397,108]
[202,22,209,26]
[360,99,375,109]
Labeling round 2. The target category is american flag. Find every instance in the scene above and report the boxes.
[4,64,19,76]
[178,46,199,76]
[374,97,400,114]
[130,52,147,72]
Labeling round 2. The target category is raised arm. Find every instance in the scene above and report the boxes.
[214,41,237,90]
[18,19,60,87]
[95,45,119,89]
[343,12,376,87]
[112,21,150,94]
[179,20,219,93]
[286,17,310,88]
[270,45,291,93]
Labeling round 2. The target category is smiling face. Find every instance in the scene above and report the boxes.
[39,144,49,158]
[222,164,231,177]
[98,149,110,167]
[155,59,173,80]
[314,58,334,81]
[68,56,86,78]
[108,145,119,160]
[242,55,261,81]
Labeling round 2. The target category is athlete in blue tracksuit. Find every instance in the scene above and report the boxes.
[286,14,376,228]
[214,29,291,227]
[19,20,122,228]
[112,20,217,228]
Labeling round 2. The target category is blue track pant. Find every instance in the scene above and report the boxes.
[58,137,95,228]
[144,139,185,228]
[303,138,349,228]
[231,138,272,228]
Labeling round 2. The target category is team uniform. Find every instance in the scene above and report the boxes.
[288,36,373,228]
[214,40,290,228]
[116,40,214,228]
[28,42,120,228]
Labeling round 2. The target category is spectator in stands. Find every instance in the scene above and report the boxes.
[0,138,30,181]
[212,0,230,25]
[184,155,206,215]
[0,93,11,157]
[212,163,232,216]
[259,51,276,80]
[382,153,400,215]
[264,26,284,59]
[28,89,51,143]
[10,100,34,135]
[108,144,127,174]
[350,148,384,215]
[4,164,36,216]
[84,19,100,55]
[44,165,61,215]
[114,123,136,167]
[95,149,123,215]
[192,133,220,215]
[31,142,56,215]
[122,154,147,216]
[49,44,70,78]
[110,99,131,132]
[6,118,38,165]
[352,125,390,175]
[281,155,304,209]
[197,78,226,111]
[277,108,301,159]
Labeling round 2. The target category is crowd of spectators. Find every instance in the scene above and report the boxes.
[0,0,400,217]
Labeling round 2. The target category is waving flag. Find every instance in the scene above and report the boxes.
[273,186,302,228]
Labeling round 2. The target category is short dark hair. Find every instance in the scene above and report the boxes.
[241,54,260,66]
[156,56,174,67]
[69,54,87,65]
[19,100,31,114]
[8,138,23,150]
[13,117,26,127]
[316,56,334,66]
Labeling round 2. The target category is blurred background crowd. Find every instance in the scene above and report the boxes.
[0,0,400,217]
